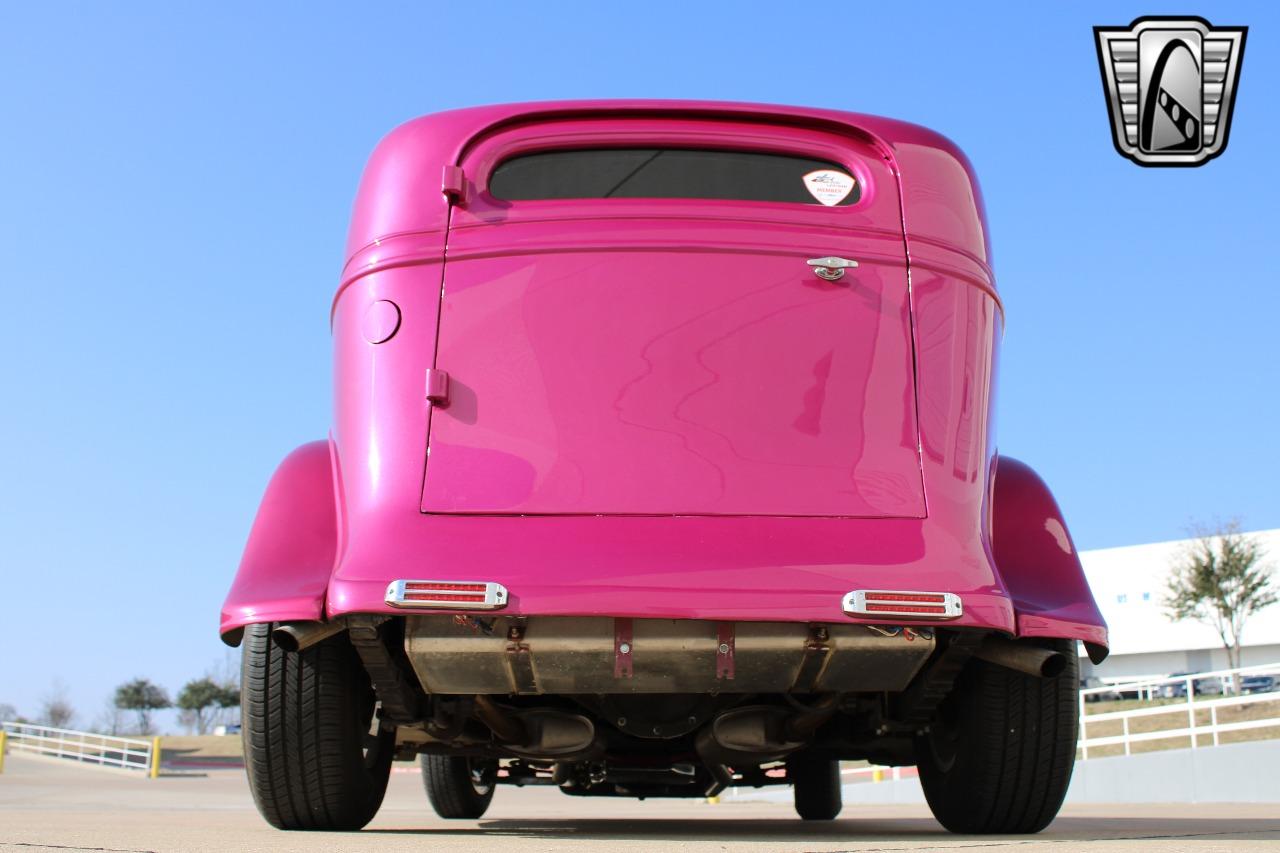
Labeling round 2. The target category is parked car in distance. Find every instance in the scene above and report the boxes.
[1081,677,1121,703]
[221,100,1110,837]
[1240,674,1277,695]
[1162,672,1225,698]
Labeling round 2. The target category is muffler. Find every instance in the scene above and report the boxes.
[695,705,807,766]
[973,636,1067,678]
[473,700,599,760]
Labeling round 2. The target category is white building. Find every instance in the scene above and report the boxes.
[1078,528,1280,679]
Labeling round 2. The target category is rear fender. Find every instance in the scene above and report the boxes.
[219,441,338,645]
[991,455,1109,662]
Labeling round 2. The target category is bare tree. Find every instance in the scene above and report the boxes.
[1164,521,1277,676]
[210,651,242,730]
[0,702,18,722]
[93,698,126,736]
[39,680,76,729]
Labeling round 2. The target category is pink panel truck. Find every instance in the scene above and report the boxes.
[221,101,1107,834]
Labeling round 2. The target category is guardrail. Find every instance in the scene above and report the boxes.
[1079,661,1280,759]
[0,721,160,776]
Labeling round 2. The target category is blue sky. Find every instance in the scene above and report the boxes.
[1,2,1276,724]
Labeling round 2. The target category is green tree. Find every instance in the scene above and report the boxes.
[1164,522,1277,677]
[113,678,171,735]
[177,678,238,735]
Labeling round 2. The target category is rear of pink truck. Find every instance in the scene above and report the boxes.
[222,101,1107,834]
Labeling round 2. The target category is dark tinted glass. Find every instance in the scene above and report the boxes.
[488,148,859,205]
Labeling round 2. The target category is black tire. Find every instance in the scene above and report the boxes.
[916,638,1079,834]
[241,622,394,831]
[789,754,843,820]
[421,754,497,819]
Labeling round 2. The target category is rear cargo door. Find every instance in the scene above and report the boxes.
[422,118,923,517]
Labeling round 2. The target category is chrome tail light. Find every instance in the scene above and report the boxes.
[386,580,509,610]
[842,589,962,619]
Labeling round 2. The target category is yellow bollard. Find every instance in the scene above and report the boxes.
[0,730,7,774]
[872,768,883,783]
[149,736,162,779]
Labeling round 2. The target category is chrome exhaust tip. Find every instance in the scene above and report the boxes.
[974,636,1067,679]
[271,620,347,653]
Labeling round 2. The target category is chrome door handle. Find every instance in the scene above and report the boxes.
[807,256,859,281]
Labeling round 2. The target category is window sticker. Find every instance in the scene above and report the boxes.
[802,169,857,206]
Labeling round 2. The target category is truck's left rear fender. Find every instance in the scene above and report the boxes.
[220,440,337,646]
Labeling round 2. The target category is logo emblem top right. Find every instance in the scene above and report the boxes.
[1095,17,1247,166]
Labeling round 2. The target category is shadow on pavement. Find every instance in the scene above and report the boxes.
[362,815,1280,843]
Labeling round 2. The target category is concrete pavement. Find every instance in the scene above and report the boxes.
[2,752,1278,851]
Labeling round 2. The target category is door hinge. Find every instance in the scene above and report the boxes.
[442,165,465,203]
[425,368,450,407]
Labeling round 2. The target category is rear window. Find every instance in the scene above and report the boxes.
[488,148,860,206]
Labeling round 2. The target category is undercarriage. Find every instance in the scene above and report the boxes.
[245,613,1077,831]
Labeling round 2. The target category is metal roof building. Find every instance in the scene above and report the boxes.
[1079,528,1280,679]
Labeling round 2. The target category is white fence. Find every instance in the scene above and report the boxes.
[743,662,1280,794]
[1,721,158,775]
[841,764,911,782]
[2,665,1277,780]
[1079,661,1280,759]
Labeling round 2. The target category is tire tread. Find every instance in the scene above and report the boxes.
[916,638,1078,834]
[241,623,392,831]
[421,754,495,819]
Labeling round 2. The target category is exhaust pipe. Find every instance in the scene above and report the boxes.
[704,763,733,798]
[272,620,346,652]
[974,636,1067,678]
[473,695,529,745]
[783,694,841,741]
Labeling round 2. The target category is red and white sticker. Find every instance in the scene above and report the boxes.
[802,169,856,206]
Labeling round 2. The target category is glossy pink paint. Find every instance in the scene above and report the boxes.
[991,456,1109,656]
[361,299,401,344]
[219,441,336,643]
[422,117,919,517]
[220,100,1106,656]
